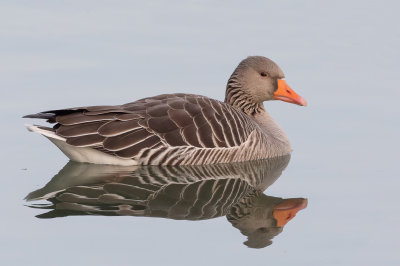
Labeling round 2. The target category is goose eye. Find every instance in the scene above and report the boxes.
[260,72,268,77]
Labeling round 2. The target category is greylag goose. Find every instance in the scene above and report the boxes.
[26,156,307,248]
[24,56,306,165]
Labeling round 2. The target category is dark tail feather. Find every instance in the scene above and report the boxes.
[23,112,54,119]
[23,108,85,123]
[23,112,56,123]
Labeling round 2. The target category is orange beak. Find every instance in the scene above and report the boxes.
[273,79,307,106]
[273,198,308,227]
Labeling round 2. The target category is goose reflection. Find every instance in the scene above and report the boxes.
[26,154,307,248]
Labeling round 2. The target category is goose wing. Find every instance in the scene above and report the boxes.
[25,93,257,159]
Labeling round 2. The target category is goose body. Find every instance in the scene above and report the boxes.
[24,56,306,165]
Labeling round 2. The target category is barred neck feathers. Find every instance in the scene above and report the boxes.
[225,74,265,116]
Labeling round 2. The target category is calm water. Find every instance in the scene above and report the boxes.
[1,1,399,265]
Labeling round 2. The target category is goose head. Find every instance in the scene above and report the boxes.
[225,56,307,115]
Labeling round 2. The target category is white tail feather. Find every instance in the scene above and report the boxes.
[25,124,138,166]
[25,124,65,141]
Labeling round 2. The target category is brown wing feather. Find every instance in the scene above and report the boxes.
[56,121,104,137]
[25,94,257,159]
[98,120,142,137]
[66,135,106,147]
[115,136,161,158]
[103,128,153,151]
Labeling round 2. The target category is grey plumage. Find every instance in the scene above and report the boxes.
[24,56,300,165]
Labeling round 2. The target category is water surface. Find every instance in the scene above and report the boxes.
[1,1,399,265]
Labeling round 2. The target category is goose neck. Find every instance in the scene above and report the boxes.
[224,78,263,116]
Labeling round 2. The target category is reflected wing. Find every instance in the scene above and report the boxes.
[25,155,291,202]
[26,156,291,219]
[34,176,253,220]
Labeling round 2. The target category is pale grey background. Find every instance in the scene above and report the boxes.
[0,0,399,265]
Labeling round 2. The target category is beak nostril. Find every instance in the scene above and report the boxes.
[286,90,291,94]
